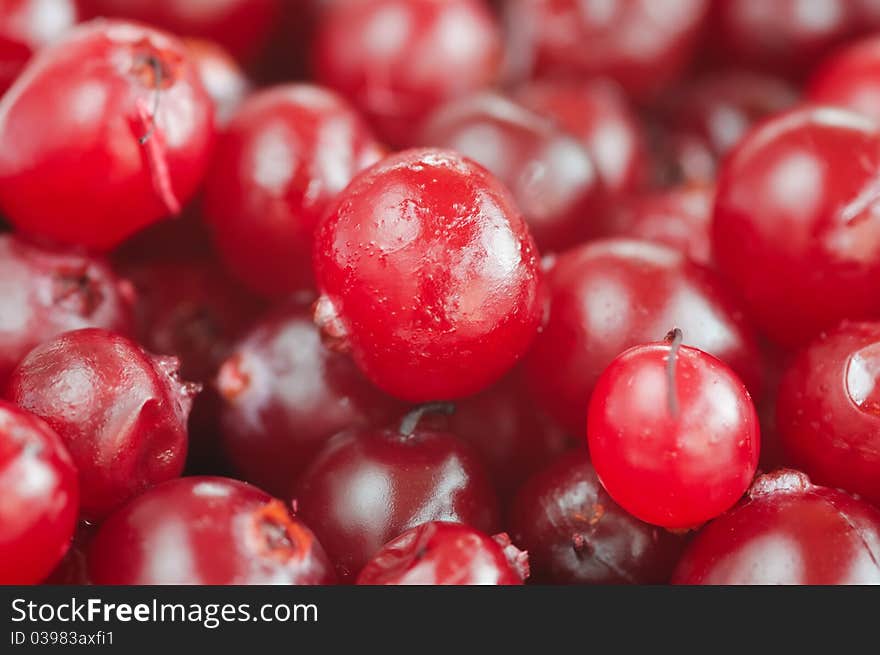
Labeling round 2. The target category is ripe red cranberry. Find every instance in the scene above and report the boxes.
[79,0,281,64]
[0,234,133,386]
[588,329,760,529]
[295,406,500,581]
[672,469,880,584]
[522,238,763,434]
[0,0,78,94]
[0,20,215,251]
[503,0,709,99]
[88,476,336,585]
[808,35,880,123]
[45,524,94,585]
[509,450,686,584]
[184,38,251,127]
[216,302,401,498]
[203,84,385,298]
[6,328,199,521]
[418,92,605,253]
[312,149,544,403]
[0,400,78,585]
[776,322,880,506]
[357,522,528,585]
[712,107,880,347]
[312,0,502,146]
[513,78,650,197]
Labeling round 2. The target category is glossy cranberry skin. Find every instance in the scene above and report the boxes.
[185,38,250,127]
[6,328,199,521]
[808,35,880,124]
[588,339,760,529]
[0,0,78,94]
[295,423,500,581]
[776,322,880,506]
[312,149,544,403]
[312,0,502,146]
[503,0,708,100]
[0,20,215,251]
[217,302,401,498]
[203,85,385,298]
[713,107,880,347]
[88,476,335,585]
[522,238,763,434]
[357,522,527,585]
[419,93,605,253]
[0,400,78,585]
[509,450,685,584]
[514,79,650,198]
[673,470,880,584]
[0,234,134,386]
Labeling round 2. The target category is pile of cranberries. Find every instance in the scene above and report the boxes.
[3,0,880,587]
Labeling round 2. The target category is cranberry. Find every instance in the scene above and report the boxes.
[502,0,709,100]
[88,476,335,585]
[513,78,650,197]
[216,301,401,498]
[357,522,528,585]
[312,149,544,403]
[79,0,281,64]
[672,469,880,584]
[0,0,78,94]
[184,38,251,127]
[509,450,686,584]
[0,234,133,386]
[808,35,880,124]
[0,19,215,250]
[203,84,385,298]
[776,322,880,506]
[588,329,760,529]
[522,238,763,434]
[418,92,605,253]
[712,107,880,347]
[44,523,94,585]
[6,328,199,521]
[0,400,78,585]
[312,0,502,146]
[295,405,500,581]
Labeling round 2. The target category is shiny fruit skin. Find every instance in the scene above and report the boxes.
[88,476,336,585]
[712,107,880,347]
[203,84,385,298]
[184,37,251,127]
[808,35,880,124]
[312,148,544,403]
[672,469,880,584]
[0,19,215,250]
[0,400,79,585]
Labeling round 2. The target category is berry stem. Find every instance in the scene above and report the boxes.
[665,327,683,418]
[399,402,456,437]
[138,55,163,146]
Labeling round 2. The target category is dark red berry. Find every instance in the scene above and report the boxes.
[0,400,78,585]
[184,37,251,127]
[44,523,95,585]
[88,476,336,585]
[312,148,544,402]
[808,34,880,123]
[6,328,199,521]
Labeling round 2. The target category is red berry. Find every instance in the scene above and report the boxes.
[184,38,251,127]
[712,107,880,347]
[509,450,686,584]
[587,329,760,529]
[0,400,78,585]
[312,0,502,146]
[295,406,500,581]
[216,301,401,498]
[0,234,133,386]
[203,85,385,298]
[0,0,78,94]
[522,238,763,434]
[808,34,880,123]
[672,469,880,584]
[776,322,880,506]
[44,524,94,585]
[0,19,215,250]
[88,476,336,585]
[357,522,528,585]
[312,149,544,402]
[6,328,199,521]
[418,92,606,253]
